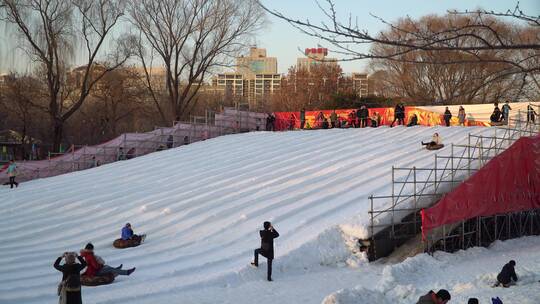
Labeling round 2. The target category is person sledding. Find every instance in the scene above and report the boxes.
[54,252,87,304]
[251,221,279,281]
[80,243,135,285]
[421,133,443,150]
[416,289,451,304]
[494,260,518,288]
[114,223,146,248]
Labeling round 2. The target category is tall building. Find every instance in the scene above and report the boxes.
[297,48,338,72]
[236,47,278,77]
[352,73,369,98]
[212,48,281,110]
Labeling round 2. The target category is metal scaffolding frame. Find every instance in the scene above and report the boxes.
[364,108,540,260]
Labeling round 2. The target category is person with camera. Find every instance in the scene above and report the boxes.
[53,252,87,304]
[251,221,279,281]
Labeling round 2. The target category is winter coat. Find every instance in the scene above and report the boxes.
[7,163,17,177]
[330,112,337,123]
[54,256,86,304]
[502,104,511,116]
[122,226,134,240]
[300,110,306,121]
[416,291,437,304]
[491,107,502,122]
[432,134,442,145]
[443,109,452,121]
[408,115,418,126]
[79,249,103,277]
[458,109,466,124]
[497,262,518,285]
[356,108,363,118]
[359,107,369,119]
[259,228,279,259]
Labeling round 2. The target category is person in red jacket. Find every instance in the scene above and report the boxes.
[80,243,135,277]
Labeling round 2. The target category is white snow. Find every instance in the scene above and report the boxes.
[1,126,537,304]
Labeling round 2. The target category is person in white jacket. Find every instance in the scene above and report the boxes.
[421,133,442,148]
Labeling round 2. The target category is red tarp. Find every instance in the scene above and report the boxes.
[422,136,540,236]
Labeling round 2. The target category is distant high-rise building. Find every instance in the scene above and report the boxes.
[236,47,278,77]
[352,73,369,98]
[297,48,338,72]
[212,48,281,110]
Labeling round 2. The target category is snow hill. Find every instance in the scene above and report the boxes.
[2,126,534,304]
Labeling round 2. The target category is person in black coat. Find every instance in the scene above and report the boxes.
[443,107,452,126]
[54,252,87,304]
[251,221,279,281]
[407,114,418,127]
[495,260,518,287]
[391,103,405,127]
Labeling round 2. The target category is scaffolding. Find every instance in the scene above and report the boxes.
[364,108,540,260]
[1,107,268,184]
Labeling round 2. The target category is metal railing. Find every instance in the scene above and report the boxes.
[365,107,540,259]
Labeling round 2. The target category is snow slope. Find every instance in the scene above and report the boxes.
[0,126,513,304]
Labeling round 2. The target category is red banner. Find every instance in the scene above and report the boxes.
[421,135,540,237]
[274,107,488,131]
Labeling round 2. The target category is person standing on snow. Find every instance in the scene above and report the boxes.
[458,106,466,126]
[330,110,338,128]
[527,104,538,124]
[501,100,512,124]
[6,159,18,188]
[251,221,279,281]
[495,260,518,287]
[416,289,451,304]
[54,252,86,304]
[443,107,452,127]
[300,108,306,129]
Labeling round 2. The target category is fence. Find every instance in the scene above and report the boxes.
[365,107,540,260]
[0,107,268,184]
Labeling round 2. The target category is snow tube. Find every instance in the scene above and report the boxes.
[113,235,142,249]
[81,273,115,286]
[490,121,504,126]
[426,144,444,150]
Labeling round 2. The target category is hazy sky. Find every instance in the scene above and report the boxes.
[1,0,538,74]
[258,0,539,73]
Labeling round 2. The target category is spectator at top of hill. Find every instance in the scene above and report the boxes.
[491,104,503,123]
[407,114,418,127]
[443,107,452,127]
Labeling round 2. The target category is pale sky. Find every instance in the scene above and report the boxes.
[0,0,538,75]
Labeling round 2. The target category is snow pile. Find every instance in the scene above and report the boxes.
[322,286,393,304]
[322,236,540,304]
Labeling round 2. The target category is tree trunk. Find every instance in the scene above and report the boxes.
[52,118,64,153]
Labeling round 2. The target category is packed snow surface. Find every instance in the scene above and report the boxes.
[2,126,536,304]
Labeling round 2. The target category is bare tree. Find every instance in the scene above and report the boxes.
[368,15,532,104]
[260,1,540,98]
[129,0,265,124]
[0,0,134,152]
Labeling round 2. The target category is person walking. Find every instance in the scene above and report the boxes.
[300,108,306,129]
[458,106,466,126]
[495,260,518,287]
[288,114,296,130]
[358,105,369,128]
[7,159,18,188]
[526,104,537,125]
[54,252,87,304]
[443,107,452,127]
[251,221,279,281]
[416,289,451,304]
[330,110,338,128]
[501,101,512,124]
[80,243,135,278]
[391,103,405,127]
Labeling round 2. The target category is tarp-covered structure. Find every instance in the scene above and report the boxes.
[422,135,540,236]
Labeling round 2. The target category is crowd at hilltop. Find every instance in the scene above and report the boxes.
[264,101,538,131]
